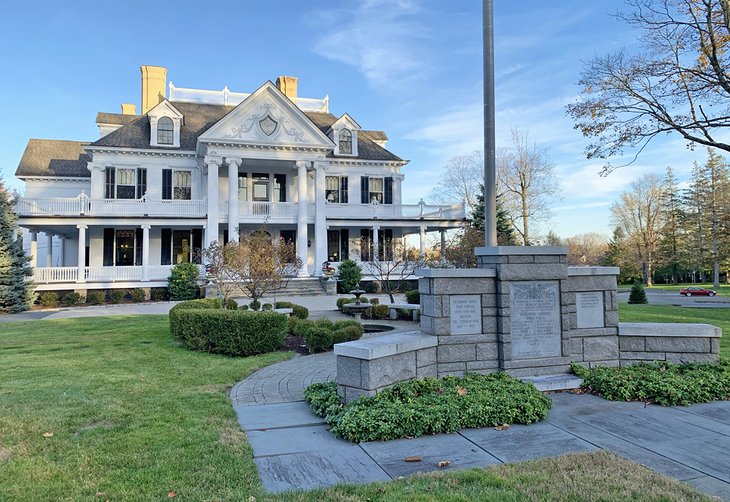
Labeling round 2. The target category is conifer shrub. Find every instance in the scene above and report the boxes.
[168,263,200,301]
[39,292,59,308]
[87,291,105,305]
[337,259,362,293]
[628,280,648,304]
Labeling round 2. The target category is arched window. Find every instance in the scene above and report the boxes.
[157,117,174,145]
[339,129,352,154]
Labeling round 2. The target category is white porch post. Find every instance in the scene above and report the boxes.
[227,157,241,242]
[58,236,66,267]
[295,160,309,276]
[372,225,380,261]
[440,230,446,262]
[419,225,426,258]
[141,225,150,282]
[205,156,221,247]
[45,233,53,267]
[29,230,38,268]
[314,162,328,275]
[76,225,87,283]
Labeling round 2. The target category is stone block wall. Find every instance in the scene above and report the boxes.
[618,323,721,366]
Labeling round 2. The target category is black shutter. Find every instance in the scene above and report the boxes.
[103,228,114,266]
[192,228,203,264]
[275,174,286,202]
[105,168,115,199]
[384,177,393,205]
[340,229,349,260]
[161,228,172,265]
[137,169,147,199]
[341,177,348,204]
[162,169,172,200]
[223,229,229,244]
[360,176,369,204]
[135,228,143,265]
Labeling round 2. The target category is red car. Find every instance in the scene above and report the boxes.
[679,287,717,297]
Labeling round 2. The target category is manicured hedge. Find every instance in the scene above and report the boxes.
[169,299,286,356]
[275,301,309,319]
[304,372,552,442]
[572,361,730,406]
[287,317,364,353]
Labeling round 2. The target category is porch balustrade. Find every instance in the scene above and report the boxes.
[32,265,194,284]
[16,197,207,217]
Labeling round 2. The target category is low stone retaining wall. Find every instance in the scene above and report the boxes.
[618,322,721,365]
[334,331,437,402]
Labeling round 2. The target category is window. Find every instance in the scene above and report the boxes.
[360,176,393,204]
[162,170,192,200]
[359,228,392,261]
[105,167,147,199]
[253,173,269,201]
[369,177,383,204]
[325,176,348,203]
[338,129,352,154]
[327,229,349,261]
[157,117,174,145]
[274,174,287,202]
[160,228,202,265]
[238,174,248,201]
[173,170,192,200]
[103,228,144,266]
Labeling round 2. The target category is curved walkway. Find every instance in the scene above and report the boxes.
[230,352,336,406]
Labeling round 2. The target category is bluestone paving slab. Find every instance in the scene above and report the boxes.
[234,401,324,431]
[680,401,730,425]
[459,421,597,463]
[254,448,391,493]
[247,424,352,457]
[361,433,501,477]
[685,476,730,502]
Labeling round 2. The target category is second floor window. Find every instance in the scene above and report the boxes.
[105,167,146,199]
[338,129,352,154]
[325,176,348,203]
[360,176,393,205]
[157,117,174,145]
[162,169,192,200]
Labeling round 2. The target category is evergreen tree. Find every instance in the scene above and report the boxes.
[627,280,648,304]
[469,186,517,245]
[657,167,685,284]
[683,161,711,283]
[0,179,34,313]
[601,226,640,284]
[703,150,730,289]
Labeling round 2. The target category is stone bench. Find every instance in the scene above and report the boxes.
[386,303,421,321]
[618,322,721,365]
[274,308,293,316]
[334,331,437,402]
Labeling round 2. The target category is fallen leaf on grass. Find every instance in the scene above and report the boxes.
[167,491,176,498]
[95,493,106,497]
[437,460,450,468]
[42,432,53,438]
[494,424,510,431]
[404,456,422,462]
[456,386,467,396]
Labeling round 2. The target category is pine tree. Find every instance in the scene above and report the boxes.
[684,161,711,283]
[469,186,517,245]
[0,179,34,313]
[657,166,685,284]
[627,280,648,304]
[703,150,730,289]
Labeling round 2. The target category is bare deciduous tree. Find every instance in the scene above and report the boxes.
[610,174,666,286]
[202,228,302,305]
[568,0,730,172]
[565,232,609,266]
[428,150,483,213]
[363,242,427,303]
[498,128,561,245]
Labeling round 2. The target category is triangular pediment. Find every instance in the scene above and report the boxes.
[199,82,335,149]
[147,99,184,119]
[330,113,361,131]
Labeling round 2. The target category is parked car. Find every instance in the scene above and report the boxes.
[679,287,717,296]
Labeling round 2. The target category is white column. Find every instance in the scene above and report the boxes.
[372,225,380,261]
[45,233,53,267]
[295,160,309,276]
[314,162,328,275]
[58,236,66,267]
[440,230,446,262]
[141,225,150,282]
[227,157,241,242]
[29,230,38,268]
[76,225,87,283]
[419,225,426,257]
[205,156,221,247]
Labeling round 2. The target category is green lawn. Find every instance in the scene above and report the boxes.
[0,315,713,501]
[619,302,730,357]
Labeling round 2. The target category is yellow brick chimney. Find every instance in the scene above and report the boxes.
[275,76,298,100]
[140,65,167,114]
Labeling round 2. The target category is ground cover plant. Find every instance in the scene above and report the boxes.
[0,316,714,501]
[572,360,730,406]
[304,372,551,442]
[619,302,730,356]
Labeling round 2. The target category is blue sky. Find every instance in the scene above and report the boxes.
[0,1,711,238]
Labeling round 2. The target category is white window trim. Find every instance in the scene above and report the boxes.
[150,115,181,148]
[333,128,358,156]
[368,176,384,204]
[172,169,192,200]
[325,175,347,204]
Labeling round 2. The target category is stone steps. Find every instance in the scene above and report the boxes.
[522,374,583,392]
[274,278,329,296]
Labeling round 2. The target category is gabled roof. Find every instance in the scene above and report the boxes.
[96,112,138,126]
[90,102,402,161]
[16,139,91,178]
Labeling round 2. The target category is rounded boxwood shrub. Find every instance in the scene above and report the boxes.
[39,292,59,308]
[371,304,389,319]
[369,298,379,306]
[404,289,420,305]
[87,290,105,305]
[168,263,200,301]
[304,327,333,354]
[109,289,126,303]
[129,288,146,303]
[61,292,82,306]
[169,300,286,356]
[262,303,272,311]
[275,301,309,319]
[336,297,355,311]
[150,287,169,302]
[249,299,261,311]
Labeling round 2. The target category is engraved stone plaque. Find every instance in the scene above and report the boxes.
[450,295,481,335]
[576,291,604,329]
[510,282,561,359]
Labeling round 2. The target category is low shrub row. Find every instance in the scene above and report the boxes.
[288,317,364,353]
[169,299,287,356]
[572,360,730,406]
[304,372,552,442]
[38,288,169,308]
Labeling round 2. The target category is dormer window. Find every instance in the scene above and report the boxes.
[339,129,352,154]
[157,117,174,145]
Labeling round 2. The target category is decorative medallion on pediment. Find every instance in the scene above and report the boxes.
[225,102,307,143]
[259,115,278,136]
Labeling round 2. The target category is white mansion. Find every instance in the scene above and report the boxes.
[15,66,465,292]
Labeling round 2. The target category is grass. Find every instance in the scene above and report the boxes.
[619,302,730,356]
[649,283,730,296]
[0,314,715,501]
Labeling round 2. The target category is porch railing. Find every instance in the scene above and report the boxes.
[16,197,207,218]
[32,265,181,284]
